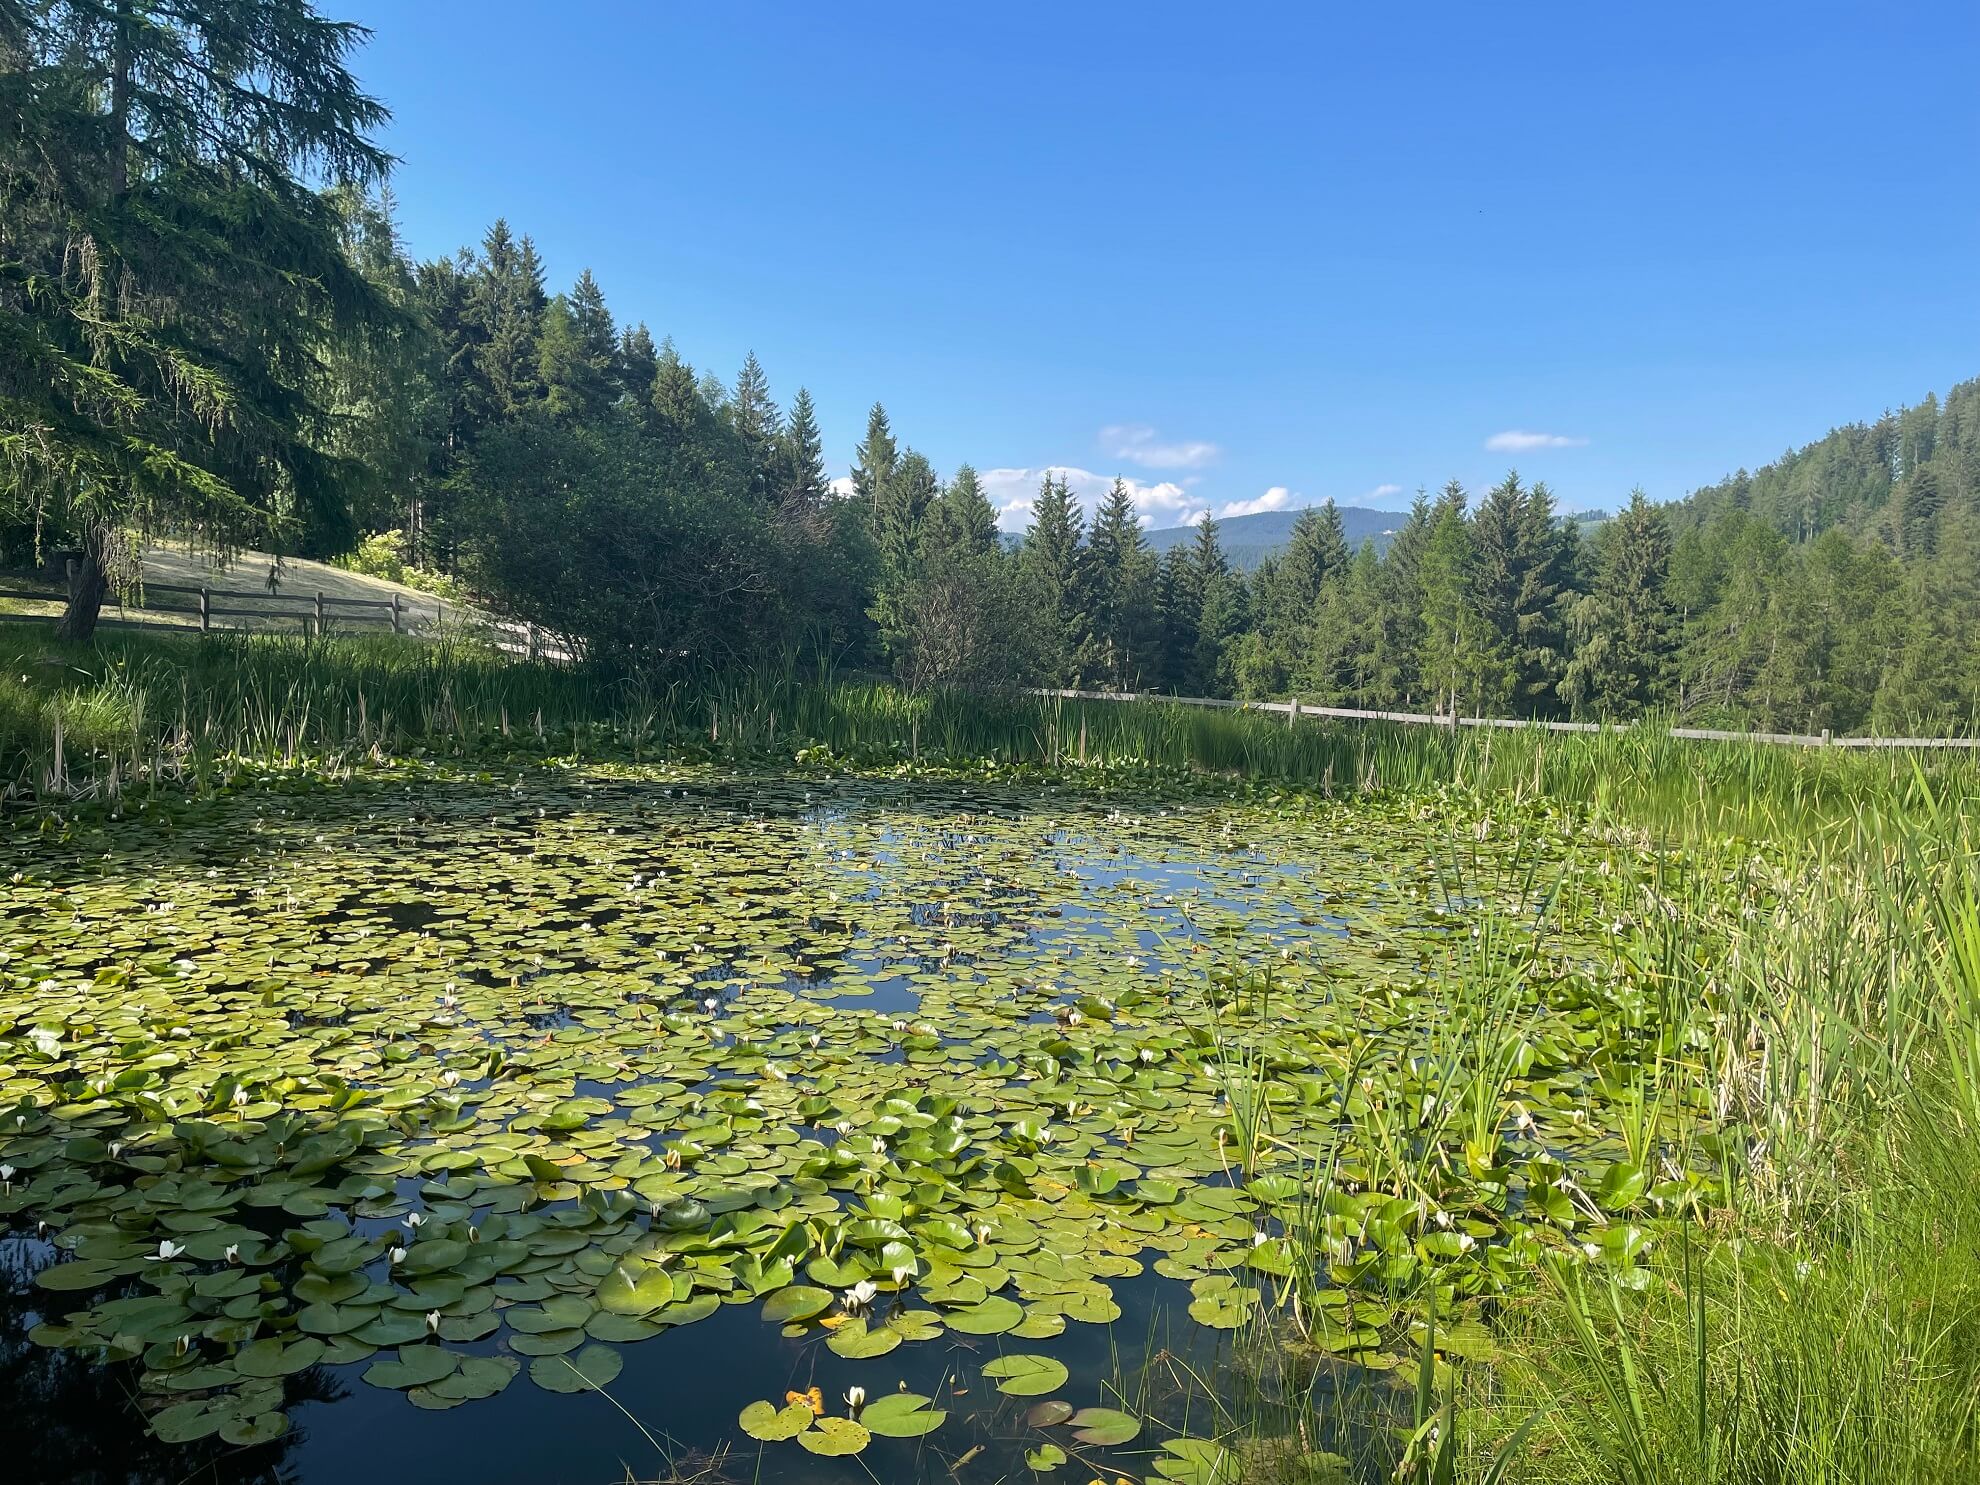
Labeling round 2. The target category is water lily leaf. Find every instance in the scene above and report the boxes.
[860,1391,947,1438]
[944,1295,1024,1335]
[1026,1443,1068,1471]
[1025,1399,1075,1427]
[219,1411,290,1447]
[1154,1438,1241,1485]
[362,1344,458,1390]
[761,1284,833,1323]
[233,1336,325,1378]
[983,1353,1069,1396]
[739,1399,814,1441]
[1070,1407,1142,1445]
[825,1317,901,1358]
[796,1417,870,1456]
[530,1343,622,1393]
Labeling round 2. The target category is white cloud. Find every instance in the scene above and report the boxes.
[980,465,1199,532]
[1099,424,1221,471]
[1363,483,1404,502]
[827,475,858,500]
[1484,430,1590,453]
[1215,486,1297,520]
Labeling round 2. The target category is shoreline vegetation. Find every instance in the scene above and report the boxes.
[4,628,1977,1483]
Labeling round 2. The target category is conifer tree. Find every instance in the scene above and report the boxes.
[926,465,999,556]
[1019,474,1090,684]
[1086,478,1159,687]
[1417,495,1500,716]
[2,0,397,635]
[1188,516,1244,697]
[775,388,827,510]
[538,271,615,423]
[614,324,660,410]
[851,403,898,512]
[730,351,781,499]
[1560,491,1678,717]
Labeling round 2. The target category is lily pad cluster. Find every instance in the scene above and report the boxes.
[1,768,1719,1451]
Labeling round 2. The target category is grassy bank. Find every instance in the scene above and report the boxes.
[7,629,1977,840]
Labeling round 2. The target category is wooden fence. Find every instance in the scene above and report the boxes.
[0,577,427,636]
[1032,688,1980,750]
[0,573,574,662]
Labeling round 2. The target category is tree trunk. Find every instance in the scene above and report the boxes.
[55,528,110,642]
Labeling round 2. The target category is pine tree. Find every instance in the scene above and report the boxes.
[2,0,396,636]
[1188,517,1244,697]
[614,324,660,410]
[1471,473,1575,713]
[1155,545,1200,693]
[1086,478,1159,687]
[1019,474,1090,684]
[775,388,827,510]
[538,271,615,422]
[1417,496,1500,716]
[1560,491,1677,717]
[730,351,781,499]
[1374,491,1435,705]
[851,404,898,512]
[926,465,1000,557]
[468,221,548,417]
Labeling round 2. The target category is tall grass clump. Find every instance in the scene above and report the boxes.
[1461,789,1980,1485]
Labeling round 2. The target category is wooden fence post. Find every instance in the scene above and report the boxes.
[1288,697,1299,728]
[314,590,325,637]
[64,557,77,599]
[391,592,403,634]
[526,622,541,661]
[198,586,210,633]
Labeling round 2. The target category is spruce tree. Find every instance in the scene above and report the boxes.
[1019,474,1090,684]
[1188,517,1244,697]
[1560,491,1677,718]
[730,351,781,499]
[851,403,898,512]
[1086,478,1159,688]
[926,465,1000,557]
[538,271,615,423]
[1417,496,1500,716]
[776,388,827,509]
[614,324,660,410]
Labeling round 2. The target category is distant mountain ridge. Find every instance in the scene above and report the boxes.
[1142,505,1403,569]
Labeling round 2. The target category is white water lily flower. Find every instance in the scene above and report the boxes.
[108,1141,124,1159]
[845,1385,866,1414]
[389,1246,408,1265]
[702,996,720,1012]
[426,1310,442,1334]
[1138,1048,1156,1064]
[808,1032,822,1049]
[1251,1231,1271,1248]
[891,1019,909,1033]
[440,1070,461,1088]
[890,1264,913,1286]
[1065,1010,1083,1026]
[0,1164,14,1188]
[26,1028,60,1057]
[842,1279,878,1313]
[870,1138,886,1154]
[230,1085,250,1108]
[404,1212,426,1230]
[1581,1242,1600,1260]
[224,1244,241,1264]
[155,1240,185,1260]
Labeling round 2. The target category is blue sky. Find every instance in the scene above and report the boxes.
[339,1,1978,530]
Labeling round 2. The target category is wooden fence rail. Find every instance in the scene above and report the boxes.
[1031,688,1980,750]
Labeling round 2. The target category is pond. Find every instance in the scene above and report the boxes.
[0,766,1694,1484]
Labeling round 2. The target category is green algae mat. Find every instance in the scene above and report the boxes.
[0,766,1719,1478]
